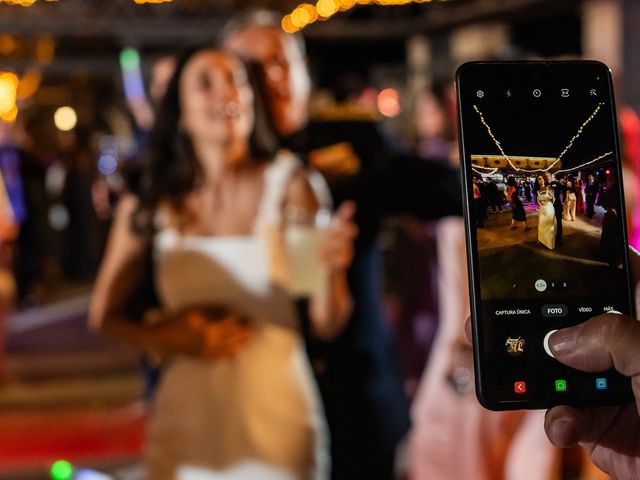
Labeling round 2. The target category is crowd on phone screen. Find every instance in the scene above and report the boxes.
[0,9,640,480]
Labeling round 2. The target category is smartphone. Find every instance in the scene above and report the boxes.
[456,61,635,410]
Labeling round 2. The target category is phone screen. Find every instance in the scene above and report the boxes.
[456,61,634,409]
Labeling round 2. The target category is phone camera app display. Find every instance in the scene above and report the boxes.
[459,62,634,409]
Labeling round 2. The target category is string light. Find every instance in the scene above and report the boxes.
[0,0,174,4]
[472,103,604,173]
[0,71,18,122]
[472,152,614,177]
[555,151,612,174]
[283,0,447,32]
[473,167,498,175]
[0,0,38,5]
[133,0,174,4]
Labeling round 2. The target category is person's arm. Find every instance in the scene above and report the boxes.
[283,173,357,340]
[89,195,253,359]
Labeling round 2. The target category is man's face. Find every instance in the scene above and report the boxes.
[225,26,310,137]
[544,172,552,184]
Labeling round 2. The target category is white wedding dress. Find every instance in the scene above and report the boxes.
[146,152,329,480]
[537,189,556,250]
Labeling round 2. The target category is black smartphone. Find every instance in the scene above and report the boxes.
[456,61,635,410]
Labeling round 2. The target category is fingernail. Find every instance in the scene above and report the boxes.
[549,327,579,354]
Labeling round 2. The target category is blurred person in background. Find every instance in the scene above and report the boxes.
[58,126,102,281]
[0,120,19,382]
[90,45,357,479]
[12,112,54,305]
[225,11,462,480]
[382,80,461,403]
[414,82,457,165]
[407,67,556,480]
[619,105,640,250]
[575,176,585,216]
[562,175,577,222]
[124,52,178,194]
[507,176,531,231]
[408,218,559,480]
[119,51,179,403]
[585,173,599,219]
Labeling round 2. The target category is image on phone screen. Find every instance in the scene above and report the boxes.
[457,61,634,410]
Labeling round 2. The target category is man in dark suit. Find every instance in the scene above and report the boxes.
[225,12,462,479]
[585,173,599,218]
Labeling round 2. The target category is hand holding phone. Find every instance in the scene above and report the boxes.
[544,310,640,480]
[456,61,635,410]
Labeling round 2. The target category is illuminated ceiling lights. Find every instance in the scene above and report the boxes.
[0,0,173,4]
[0,72,19,123]
[283,0,447,33]
[0,0,38,5]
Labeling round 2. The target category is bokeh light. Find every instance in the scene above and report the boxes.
[50,460,74,480]
[281,14,298,33]
[54,106,78,131]
[317,0,339,18]
[0,72,18,117]
[98,152,118,175]
[119,47,141,72]
[377,88,401,117]
[291,6,312,28]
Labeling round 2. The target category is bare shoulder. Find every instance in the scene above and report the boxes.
[108,193,151,257]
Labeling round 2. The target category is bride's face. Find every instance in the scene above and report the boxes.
[179,50,254,150]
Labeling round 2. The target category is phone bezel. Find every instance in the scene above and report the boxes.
[455,60,636,410]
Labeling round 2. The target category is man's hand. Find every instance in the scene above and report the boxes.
[543,314,640,479]
[461,249,640,478]
[150,307,254,360]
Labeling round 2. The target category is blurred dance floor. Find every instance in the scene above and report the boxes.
[0,292,144,479]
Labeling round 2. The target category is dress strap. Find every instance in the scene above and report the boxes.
[254,150,304,229]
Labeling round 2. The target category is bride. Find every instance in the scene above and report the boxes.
[89,47,357,480]
[537,187,557,249]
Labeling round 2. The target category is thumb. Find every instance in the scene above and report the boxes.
[333,200,357,224]
[549,313,640,377]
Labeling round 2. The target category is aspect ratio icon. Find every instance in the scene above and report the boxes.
[533,89,542,98]
[476,90,485,98]
[561,88,570,97]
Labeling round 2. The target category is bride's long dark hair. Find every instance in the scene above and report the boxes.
[133,44,279,234]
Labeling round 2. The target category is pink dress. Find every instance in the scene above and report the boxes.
[408,218,559,480]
